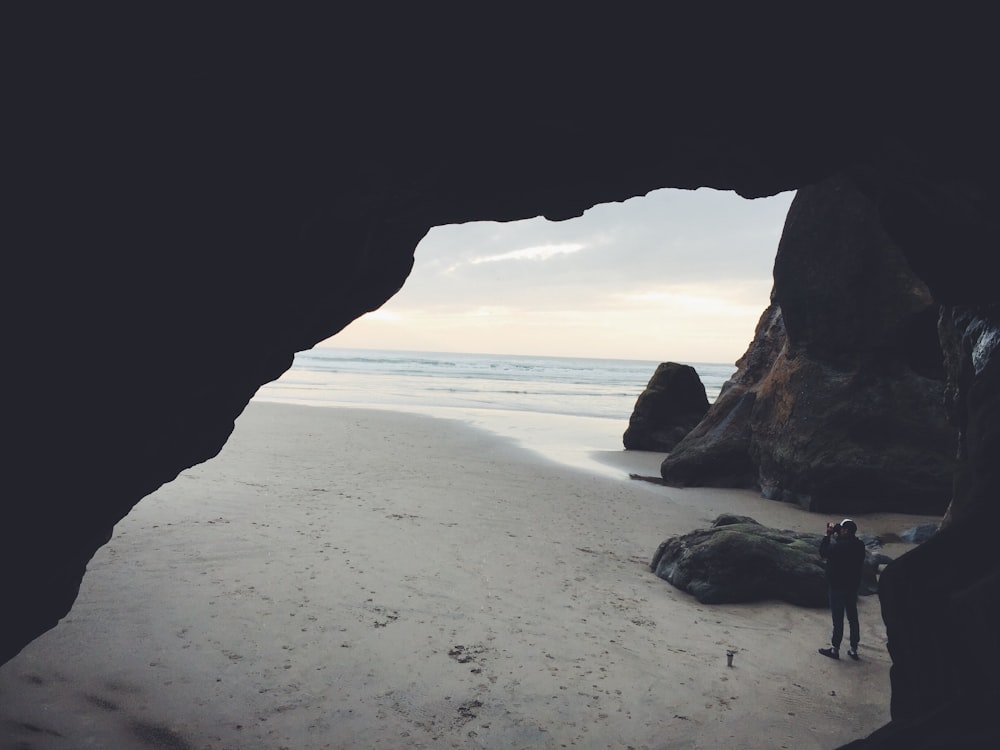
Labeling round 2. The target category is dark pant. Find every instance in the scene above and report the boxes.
[829,588,859,650]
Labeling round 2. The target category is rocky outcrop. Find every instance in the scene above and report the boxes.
[899,524,938,544]
[5,12,1000,750]
[660,176,957,513]
[855,307,1000,747]
[623,362,709,451]
[650,515,884,607]
[939,306,1000,527]
[651,304,784,488]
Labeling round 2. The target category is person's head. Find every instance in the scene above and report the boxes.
[839,518,857,537]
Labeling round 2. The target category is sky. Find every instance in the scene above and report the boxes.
[322,188,795,365]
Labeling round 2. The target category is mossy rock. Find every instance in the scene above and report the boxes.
[649,515,884,607]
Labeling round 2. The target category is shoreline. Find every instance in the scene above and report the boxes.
[0,402,937,749]
[252,392,639,481]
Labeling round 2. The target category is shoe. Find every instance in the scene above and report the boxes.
[847,648,859,660]
[818,647,840,660]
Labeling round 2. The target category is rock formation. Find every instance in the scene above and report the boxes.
[650,514,885,607]
[623,362,709,451]
[4,9,1000,750]
[650,303,784,489]
[660,175,957,514]
[899,524,938,544]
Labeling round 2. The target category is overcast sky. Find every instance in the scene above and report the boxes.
[323,188,795,364]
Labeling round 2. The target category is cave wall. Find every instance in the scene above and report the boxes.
[5,10,1000,749]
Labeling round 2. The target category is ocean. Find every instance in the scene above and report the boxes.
[253,347,735,476]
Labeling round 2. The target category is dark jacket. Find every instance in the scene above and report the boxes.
[819,534,866,592]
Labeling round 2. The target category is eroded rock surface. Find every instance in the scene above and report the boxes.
[651,304,784,488]
[660,175,957,513]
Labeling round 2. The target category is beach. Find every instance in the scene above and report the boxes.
[0,401,936,749]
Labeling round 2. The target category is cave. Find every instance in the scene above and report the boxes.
[4,10,999,749]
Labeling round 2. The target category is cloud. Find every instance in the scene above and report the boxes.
[414,188,789,298]
[465,242,586,266]
[363,308,403,321]
[614,279,774,310]
[326,187,794,362]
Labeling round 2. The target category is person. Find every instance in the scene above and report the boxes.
[817,518,866,660]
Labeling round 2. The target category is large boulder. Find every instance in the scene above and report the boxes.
[623,362,709,451]
[649,515,884,607]
[661,175,957,513]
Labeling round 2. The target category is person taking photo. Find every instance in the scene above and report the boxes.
[818,518,866,660]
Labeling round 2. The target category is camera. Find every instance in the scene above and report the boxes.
[826,522,841,535]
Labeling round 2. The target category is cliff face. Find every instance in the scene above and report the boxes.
[661,176,957,513]
[5,11,1000,749]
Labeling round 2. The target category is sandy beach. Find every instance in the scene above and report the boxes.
[0,402,937,749]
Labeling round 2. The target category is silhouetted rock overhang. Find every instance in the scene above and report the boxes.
[5,11,1000,750]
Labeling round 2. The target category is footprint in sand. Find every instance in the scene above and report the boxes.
[362,600,400,628]
[447,644,486,664]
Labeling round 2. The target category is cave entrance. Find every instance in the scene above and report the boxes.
[255,187,793,474]
[2,187,896,749]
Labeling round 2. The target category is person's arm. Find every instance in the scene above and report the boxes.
[819,533,833,558]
